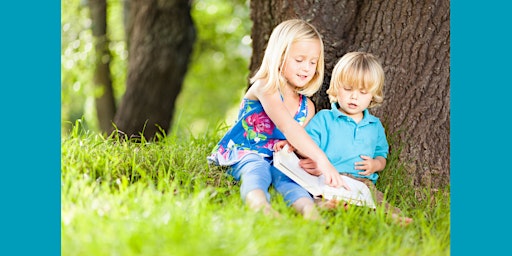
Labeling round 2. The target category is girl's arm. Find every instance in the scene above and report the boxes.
[248,82,347,189]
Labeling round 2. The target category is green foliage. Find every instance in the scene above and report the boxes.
[61,0,95,132]
[172,0,252,138]
[61,0,127,134]
[62,121,450,255]
[61,0,251,137]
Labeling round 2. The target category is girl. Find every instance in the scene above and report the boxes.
[207,19,347,219]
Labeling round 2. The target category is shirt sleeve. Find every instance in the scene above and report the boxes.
[305,111,327,149]
[374,121,389,159]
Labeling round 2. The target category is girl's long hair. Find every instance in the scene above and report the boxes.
[250,19,325,97]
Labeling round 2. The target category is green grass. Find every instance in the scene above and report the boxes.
[62,120,450,256]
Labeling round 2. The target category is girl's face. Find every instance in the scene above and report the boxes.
[281,39,320,90]
[336,84,373,121]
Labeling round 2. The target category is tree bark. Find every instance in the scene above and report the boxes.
[250,0,450,189]
[123,0,132,49]
[112,0,196,140]
[88,0,116,133]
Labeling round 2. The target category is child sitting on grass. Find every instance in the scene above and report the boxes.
[207,19,346,220]
[273,52,413,225]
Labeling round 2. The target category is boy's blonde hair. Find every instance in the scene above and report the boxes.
[249,19,325,97]
[326,52,385,108]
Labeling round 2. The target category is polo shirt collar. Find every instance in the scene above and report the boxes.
[330,102,378,124]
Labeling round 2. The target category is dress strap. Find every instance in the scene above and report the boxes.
[299,94,307,117]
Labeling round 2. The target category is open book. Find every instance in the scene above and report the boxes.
[273,145,376,208]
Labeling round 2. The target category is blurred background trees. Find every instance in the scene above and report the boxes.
[61,0,251,138]
[111,0,196,140]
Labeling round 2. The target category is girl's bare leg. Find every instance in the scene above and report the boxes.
[245,189,280,217]
[292,197,322,221]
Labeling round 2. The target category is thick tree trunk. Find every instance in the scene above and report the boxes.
[250,0,450,189]
[113,0,196,140]
[88,0,116,133]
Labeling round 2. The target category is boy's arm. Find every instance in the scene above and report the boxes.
[355,155,386,176]
[298,157,323,176]
[374,121,389,159]
[297,110,325,155]
[297,112,327,176]
[374,156,387,172]
[356,121,389,175]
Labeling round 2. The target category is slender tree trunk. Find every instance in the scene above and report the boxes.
[250,0,450,189]
[88,0,116,133]
[112,0,196,140]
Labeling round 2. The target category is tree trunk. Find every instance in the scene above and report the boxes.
[88,0,116,133]
[113,0,196,140]
[250,0,450,189]
[123,0,132,49]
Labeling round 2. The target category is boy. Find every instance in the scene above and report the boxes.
[272,52,412,225]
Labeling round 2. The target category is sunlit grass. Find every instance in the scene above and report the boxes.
[62,120,450,255]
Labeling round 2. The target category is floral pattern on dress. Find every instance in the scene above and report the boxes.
[242,112,274,142]
[207,94,308,166]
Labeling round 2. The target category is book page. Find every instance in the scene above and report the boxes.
[273,145,376,208]
[273,145,323,196]
[320,175,376,208]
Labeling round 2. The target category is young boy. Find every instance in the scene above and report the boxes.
[272,52,412,225]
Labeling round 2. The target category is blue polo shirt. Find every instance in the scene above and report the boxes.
[305,103,389,183]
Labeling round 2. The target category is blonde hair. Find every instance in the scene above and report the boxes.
[326,52,385,108]
[249,19,325,97]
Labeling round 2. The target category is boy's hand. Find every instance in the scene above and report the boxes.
[300,158,350,190]
[298,158,322,176]
[273,140,295,152]
[355,155,381,176]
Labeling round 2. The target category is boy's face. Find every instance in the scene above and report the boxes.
[336,85,373,119]
[281,39,320,89]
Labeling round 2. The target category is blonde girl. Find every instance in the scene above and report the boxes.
[208,19,346,218]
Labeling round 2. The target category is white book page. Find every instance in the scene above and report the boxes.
[273,145,323,196]
[320,175,376,208]
[274,145,376,208]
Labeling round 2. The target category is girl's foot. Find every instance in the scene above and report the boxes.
[260,204,281,218]
[245,190,280,218]
[293,198,324,222]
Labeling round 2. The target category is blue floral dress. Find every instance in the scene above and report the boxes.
[207,95,309,166]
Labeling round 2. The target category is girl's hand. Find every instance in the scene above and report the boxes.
[300,158,350,190]
[317,161,350,190]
